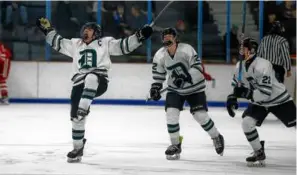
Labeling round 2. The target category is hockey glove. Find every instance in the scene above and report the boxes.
[136,25,153,42]
[150,83,162,101]
[233,86,253,100]
[203,72,213,81]
[226,94,238,117]
[201,64,213,81]
[36,17,54,35]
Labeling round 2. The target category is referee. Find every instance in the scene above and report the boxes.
[257,21,292,83]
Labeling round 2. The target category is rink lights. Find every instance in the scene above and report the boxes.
[8,98,249,107]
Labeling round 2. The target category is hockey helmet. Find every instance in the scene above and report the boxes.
[243,37,258,54]
[80,22,102,40]
[269,21,285,36]
[161,27,178,46]
[161,27,178,39]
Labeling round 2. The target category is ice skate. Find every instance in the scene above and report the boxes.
[212,134,224,156]
[165,136,183,160]
[67,138,87,163]
[246,141,266,167]
[0,97,9,105]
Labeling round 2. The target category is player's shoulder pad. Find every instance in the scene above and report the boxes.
[70,38,81,42]
[254,56,272,73]
[70,38,86,46]
[101,36,115,42]
[98,37,115,46]
[178,43,195,52]
[178,43,197,58]
[154,47,166,60]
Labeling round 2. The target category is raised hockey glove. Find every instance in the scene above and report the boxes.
[226,94,238,117]
[36,17,54,35]
[233,86,253,100]
[136,25,153,42]
[150,83,162,101]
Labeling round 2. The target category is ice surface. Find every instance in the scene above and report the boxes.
[0,104,295,175]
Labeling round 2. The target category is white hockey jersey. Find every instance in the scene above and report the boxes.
[232,55,292,107]
[46,30,142,86]
[152,43,205,95]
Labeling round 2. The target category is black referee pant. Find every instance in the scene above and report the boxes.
[272,64,285,83]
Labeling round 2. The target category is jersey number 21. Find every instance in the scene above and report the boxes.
[78,49,97,69]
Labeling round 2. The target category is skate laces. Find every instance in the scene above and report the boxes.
[168,145,178,151]
[249,148,263,157]
[68,149,79,156]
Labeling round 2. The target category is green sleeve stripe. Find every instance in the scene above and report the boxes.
[52,33,58,48]
[120,39,125,55]
[125,37,130,53]
[57,36,62,51]
[152,71,166,75]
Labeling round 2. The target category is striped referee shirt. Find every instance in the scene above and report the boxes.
[257,35,291,71]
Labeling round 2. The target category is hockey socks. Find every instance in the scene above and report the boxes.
[244,129,262,151]
[166,108,181,145]
[79,88,97,111]
[72,129,85,148]
[193,111,219,138]
[242,117,262,151]
[193,111,224,155]
[167,123,180,145]
[77,74,99,119]
[0,84,8,97]
[201,119,217,136]
[72,117,86,149]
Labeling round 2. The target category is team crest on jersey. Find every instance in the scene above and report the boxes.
[167,63,193,87]
[78,49,97,69]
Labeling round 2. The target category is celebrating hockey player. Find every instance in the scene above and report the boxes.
[226,37,296,167]
[36,17,153,163]
[149,28,224,160]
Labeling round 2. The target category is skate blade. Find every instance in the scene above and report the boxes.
[166,154,180,160]
[247,160,266,167]
[67,156,82,163]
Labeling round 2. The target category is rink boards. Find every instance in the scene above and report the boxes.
[7,62,296,106]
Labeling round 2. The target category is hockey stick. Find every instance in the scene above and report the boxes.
[237,1,247,85]
[230,1,247,116]
[146,87,168,102]
[149,1,174,27]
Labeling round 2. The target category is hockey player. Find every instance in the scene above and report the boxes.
[149,27,224,160]
[0,42,12,105]
[226,37,296,167]
[36,17,153,163]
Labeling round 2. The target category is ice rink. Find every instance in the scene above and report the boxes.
[0,104,295,175]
